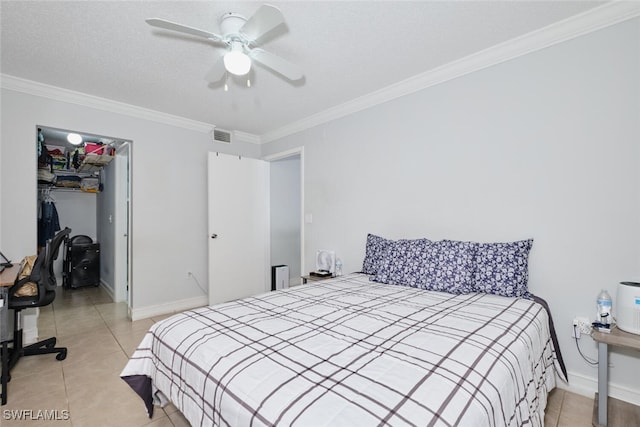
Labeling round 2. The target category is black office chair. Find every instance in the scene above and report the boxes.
[7,227,71,374]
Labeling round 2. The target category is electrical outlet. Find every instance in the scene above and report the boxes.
[572,316,592,338]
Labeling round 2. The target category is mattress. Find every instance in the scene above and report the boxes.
[121,273,566,426]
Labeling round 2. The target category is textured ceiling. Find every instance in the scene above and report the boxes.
[1,1,606,137]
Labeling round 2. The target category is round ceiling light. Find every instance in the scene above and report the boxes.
[67,133,83,145]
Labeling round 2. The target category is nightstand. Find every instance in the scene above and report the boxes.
[301,274,333,284]
[591,326,640,426]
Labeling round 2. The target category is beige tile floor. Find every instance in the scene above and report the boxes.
[2,285,189,427]
[2,285,593,426]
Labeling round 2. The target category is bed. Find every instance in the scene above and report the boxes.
[121,271,566,427]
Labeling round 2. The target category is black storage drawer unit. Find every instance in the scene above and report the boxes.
[63,235,100,289]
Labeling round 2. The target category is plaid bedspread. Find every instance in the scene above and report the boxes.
[121,273,564,427]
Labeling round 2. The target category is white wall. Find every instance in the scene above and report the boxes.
[270,156,301,282]
[53,192,97,240]
[262,19,640,403]
[0,88,259,316]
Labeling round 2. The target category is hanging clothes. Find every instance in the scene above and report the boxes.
[38,198,61,248]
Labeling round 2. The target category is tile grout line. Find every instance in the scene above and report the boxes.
[555,389,565,426]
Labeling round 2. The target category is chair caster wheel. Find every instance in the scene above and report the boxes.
[56,350,67,361]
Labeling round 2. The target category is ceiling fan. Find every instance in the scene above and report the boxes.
[146,4,303,84]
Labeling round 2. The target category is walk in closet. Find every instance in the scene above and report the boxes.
[36,126,131,303]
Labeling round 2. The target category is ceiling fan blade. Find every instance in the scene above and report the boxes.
[205,57,226,83]
[250,48,303,81]
[146,18,223,42]
[240,5,285,41]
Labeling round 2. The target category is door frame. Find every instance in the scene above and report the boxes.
[34,125,133,312]
[263,147,305,283]
[114,141,132,308]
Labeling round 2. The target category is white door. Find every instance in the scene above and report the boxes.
[208,153,269,306]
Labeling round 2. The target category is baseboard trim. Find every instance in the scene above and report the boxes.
[561,371,640,406]
[100,278,116,302]
[130,295,208,321]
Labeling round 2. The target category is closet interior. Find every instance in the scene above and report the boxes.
[36,126,131,303]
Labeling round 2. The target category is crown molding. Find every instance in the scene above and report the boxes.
[0,73,259,143]
[0,74,214,133]
[261,1,640,144]
[233,130,262,145]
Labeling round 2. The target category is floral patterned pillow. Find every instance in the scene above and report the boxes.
[372,239,432,287]
[474,239,533,297]
[361,234,393,275]
[420,240,478,294]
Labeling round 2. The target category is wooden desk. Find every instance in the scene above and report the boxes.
[591,326,640,426]
[0,263,19,405]
[1,263,20,287]
[1,264,20,340]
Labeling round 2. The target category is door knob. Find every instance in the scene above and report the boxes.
[211,234,218,239]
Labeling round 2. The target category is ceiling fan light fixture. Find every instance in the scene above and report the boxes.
[146,5,302,84]
[224,42,251,76]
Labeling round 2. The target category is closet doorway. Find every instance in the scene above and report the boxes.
[37,126,132,306]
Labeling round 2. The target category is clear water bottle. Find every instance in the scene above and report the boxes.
[596,289,612,325]
[335,258,343,277]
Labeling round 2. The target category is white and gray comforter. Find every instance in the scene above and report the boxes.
[121,273,566,427]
